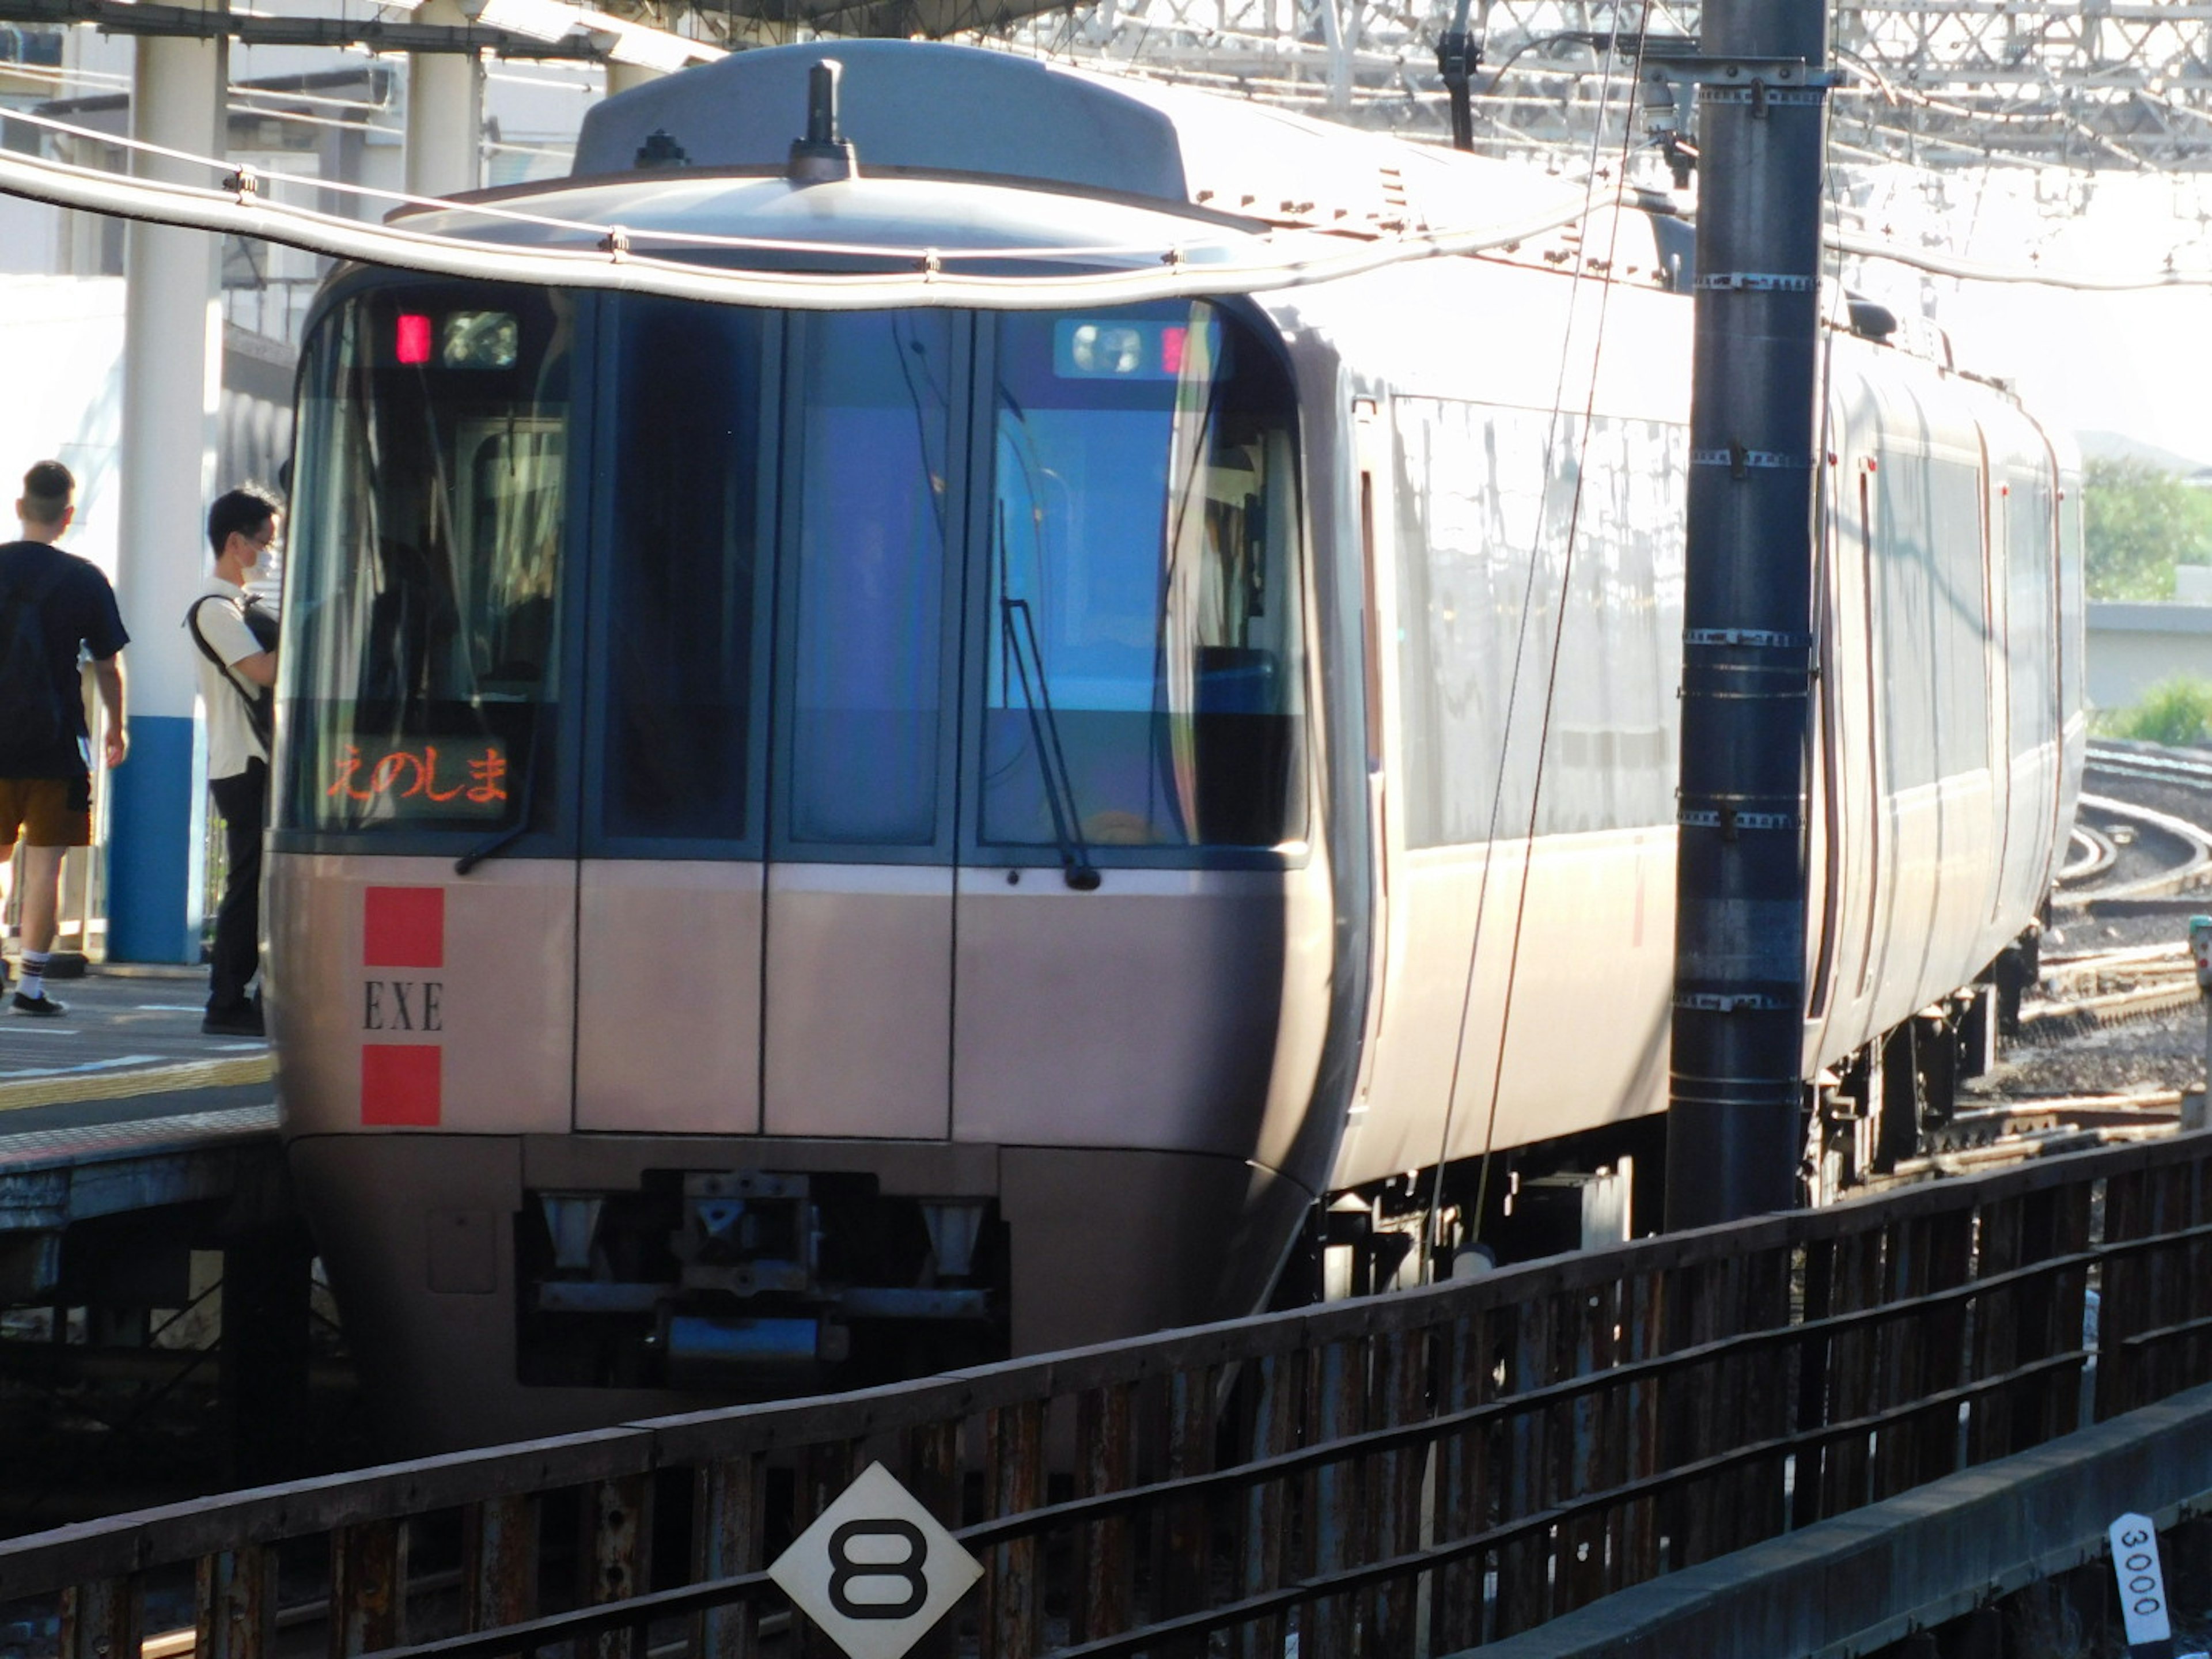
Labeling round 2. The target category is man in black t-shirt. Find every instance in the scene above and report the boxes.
[0,461,129,1016]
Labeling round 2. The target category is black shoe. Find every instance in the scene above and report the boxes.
[202,1005,265,1037]
[12,991,65,1017]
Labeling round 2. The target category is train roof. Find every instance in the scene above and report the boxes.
[568,40,1569,238]
[385,167,1267,273]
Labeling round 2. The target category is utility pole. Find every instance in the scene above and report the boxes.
[1665,0,1832,1229]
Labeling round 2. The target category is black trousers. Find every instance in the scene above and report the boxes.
[208,758,268,1014]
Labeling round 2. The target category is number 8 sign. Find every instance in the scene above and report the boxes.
[771,1464,984,1659]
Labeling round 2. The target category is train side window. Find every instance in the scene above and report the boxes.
[2007,472,2052,755]
[600,300,767,841]
[1929,457,1988,774]
[1872,454,1938,792]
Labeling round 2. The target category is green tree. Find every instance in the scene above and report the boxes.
[2083,456,2212,600]
[2103,677,2212,744]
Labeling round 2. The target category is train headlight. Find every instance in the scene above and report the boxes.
[442,311,521,370]
[1053,317,1219,380]
[1068,323,1142,375]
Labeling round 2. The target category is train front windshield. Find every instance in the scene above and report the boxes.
[285,285,570,834]
[280,286,1306,859]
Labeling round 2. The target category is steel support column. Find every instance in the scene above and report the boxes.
[407,0,482,199]
[108,20,224,963]
[1664,0,1831,1228]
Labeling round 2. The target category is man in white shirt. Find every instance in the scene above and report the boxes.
[187,487,279,1037]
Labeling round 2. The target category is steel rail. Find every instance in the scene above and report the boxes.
[2061,823,2116,884]
[2055,792,2212,904]
[2088,741,2212,789]
[2021,979,2206,1030]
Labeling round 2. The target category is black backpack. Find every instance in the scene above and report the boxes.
[186,593,278,752]
[0,563,73,752]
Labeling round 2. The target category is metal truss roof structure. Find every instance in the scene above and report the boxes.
[6,0,2206,171]
[934,1,2212,173]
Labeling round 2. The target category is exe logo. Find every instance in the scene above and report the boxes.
[363,980,444,1032]
[361,886,445,1127]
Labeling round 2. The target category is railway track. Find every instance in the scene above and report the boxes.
[2025,941,2202,1033]
[1881,740,2212,1184]
[2083,739,2212,792]
[2057,793,2212,905]
[2060,821,2115,884]
[2072,742,2212,888]
[2030,743,2212,1034]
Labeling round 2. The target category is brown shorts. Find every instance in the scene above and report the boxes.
[0,775,92,851]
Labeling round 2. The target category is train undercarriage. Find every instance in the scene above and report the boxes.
[1308,930,2047,1297]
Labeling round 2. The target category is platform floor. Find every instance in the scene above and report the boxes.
[0,965,272,1134]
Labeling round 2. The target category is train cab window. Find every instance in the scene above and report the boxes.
[980,304,1306,852]
[600,300,767,842]
[282,283,571,835]
[783,311,956,847]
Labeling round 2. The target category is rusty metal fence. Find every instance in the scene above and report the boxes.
[6,1132,2212,1659]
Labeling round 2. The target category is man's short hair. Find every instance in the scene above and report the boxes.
[207,485,281,557]
[21,460,73,527]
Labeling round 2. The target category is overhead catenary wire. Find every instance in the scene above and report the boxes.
[1418,7,1652,1278]
[0,103,1229,257]
[0,57,413,137]
[0,124,1636,309]
[6,97,2210,302]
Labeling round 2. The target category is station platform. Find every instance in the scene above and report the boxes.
[0,967,281,1302]
[0,965,271,1126]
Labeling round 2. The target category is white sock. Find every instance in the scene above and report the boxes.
[18,950,48,1001]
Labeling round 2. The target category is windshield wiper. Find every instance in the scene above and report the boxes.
[999,593,1100,892]
[455,715,541,876]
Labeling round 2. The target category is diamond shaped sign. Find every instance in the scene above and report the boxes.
[769,1462,982,1659]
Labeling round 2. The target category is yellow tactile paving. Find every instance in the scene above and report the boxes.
[0,1052,274,1115]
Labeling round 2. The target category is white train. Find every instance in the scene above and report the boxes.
[266,40,2084,1450]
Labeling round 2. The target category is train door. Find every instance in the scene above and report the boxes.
[753,311,972,1141]
[1349,402,1398,1111]
[573,300,779,1133]
[1851,453,1891,1021]
[1805,452,1846,1038]
[1978,426,2014,933]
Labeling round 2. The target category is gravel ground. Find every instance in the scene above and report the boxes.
[1968,1003,2206,1102]
[1964,753,2212,1104]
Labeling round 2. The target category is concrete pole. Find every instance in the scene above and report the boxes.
[107,25,225,963]
[407,0,483,199]
[1664,0,1832,1227]
[604,60,665,98]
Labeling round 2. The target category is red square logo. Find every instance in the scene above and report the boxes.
[362,1044,442,1126]
[364,887,444,968]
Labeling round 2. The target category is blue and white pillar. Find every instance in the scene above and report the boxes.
[108,25,225,963]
